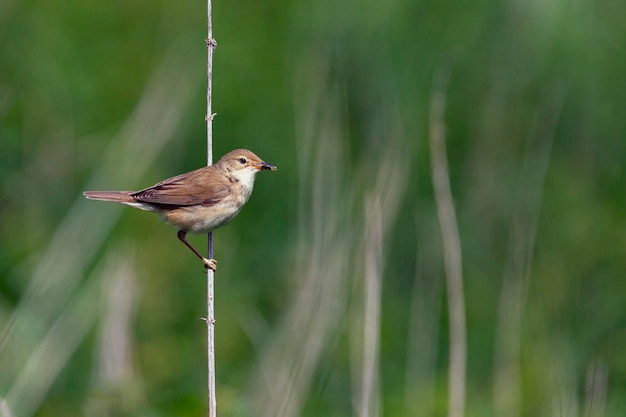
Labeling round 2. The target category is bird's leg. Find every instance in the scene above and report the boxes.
[177,230,217,271]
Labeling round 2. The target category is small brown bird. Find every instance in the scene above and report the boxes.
[84,149,277,270]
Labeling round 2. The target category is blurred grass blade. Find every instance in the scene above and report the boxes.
[0,398,14,417]
[493,84,566,417]
[357,196,383,417]
[354,116,409,417]
[94,248,139,387]
[429,63,466,417]
[86,247,145,416]
[583,359,608,417]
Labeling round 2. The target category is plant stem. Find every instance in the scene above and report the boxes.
[206,0,217,415]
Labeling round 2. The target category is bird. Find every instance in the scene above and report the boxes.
[83,149,277,271]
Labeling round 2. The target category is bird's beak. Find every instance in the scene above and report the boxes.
[260,161,277,171]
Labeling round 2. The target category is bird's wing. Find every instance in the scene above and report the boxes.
[131,166,231,206]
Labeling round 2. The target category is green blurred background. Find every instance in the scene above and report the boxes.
[1,0,625,416]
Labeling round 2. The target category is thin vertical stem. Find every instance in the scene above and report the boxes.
[206,0,217,416]
[206,236,216,417]
[429,64,466,417]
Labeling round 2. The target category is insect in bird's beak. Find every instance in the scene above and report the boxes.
[260,161,277,171]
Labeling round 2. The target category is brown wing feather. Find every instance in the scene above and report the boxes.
[131,166,231,206]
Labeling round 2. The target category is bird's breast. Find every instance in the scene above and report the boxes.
[159,190,251,233]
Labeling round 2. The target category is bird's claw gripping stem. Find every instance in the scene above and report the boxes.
[202,257,217,271]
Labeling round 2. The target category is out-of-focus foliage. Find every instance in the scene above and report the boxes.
[0,0,625,415]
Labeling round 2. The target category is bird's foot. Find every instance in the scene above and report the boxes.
[202,257,217,271]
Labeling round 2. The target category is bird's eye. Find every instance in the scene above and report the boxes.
[238,158,247,164]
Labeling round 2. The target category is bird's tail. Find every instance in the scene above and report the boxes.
[83,190,135,204]
[83,190,159,212]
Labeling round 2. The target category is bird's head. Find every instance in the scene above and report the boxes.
[217,149,277,188]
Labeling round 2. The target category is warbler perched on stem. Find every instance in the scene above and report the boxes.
[84,149,277,270]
